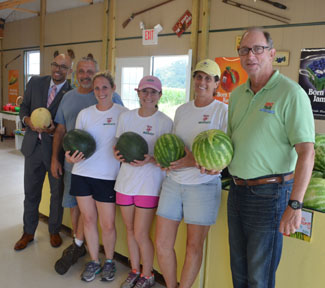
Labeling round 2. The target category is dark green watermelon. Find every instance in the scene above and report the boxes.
[116,132,148,163]
[62,129,96,159]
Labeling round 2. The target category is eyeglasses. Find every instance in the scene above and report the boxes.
[237,45,270,56]
[51,62,70,71]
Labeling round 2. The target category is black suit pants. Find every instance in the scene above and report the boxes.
[23,141,63,234]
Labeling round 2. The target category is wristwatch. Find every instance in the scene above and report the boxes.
[288,200,303,210]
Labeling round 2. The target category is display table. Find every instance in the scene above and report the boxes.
[0,111,22,140]
[39,179,325,288]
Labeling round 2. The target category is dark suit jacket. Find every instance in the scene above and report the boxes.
[20,75,71,160]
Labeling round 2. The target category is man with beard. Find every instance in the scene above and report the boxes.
[51,55,123,275]
[15,53,72,251]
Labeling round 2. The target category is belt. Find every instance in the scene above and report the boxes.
[232,173,294,186]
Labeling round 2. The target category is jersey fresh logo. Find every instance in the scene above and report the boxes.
[143,125,154,135]
[199,114,211,124]
[103,117,116,125]
[259,102,275,114]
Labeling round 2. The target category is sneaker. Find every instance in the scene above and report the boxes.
[120,269,140,288]
[81,261,101,282]
[101,260,116,281]
[135,274,155,288]
[54,242,86,275]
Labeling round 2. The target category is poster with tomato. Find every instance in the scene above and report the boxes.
[8,70,19,103]
[214,57,248,104]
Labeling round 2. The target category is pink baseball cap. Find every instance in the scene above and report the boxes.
[136,76,162,92]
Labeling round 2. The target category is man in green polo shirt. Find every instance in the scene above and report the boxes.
[227,27,315,287]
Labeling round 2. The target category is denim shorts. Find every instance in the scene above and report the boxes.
[70,174,116,203]
[62,170,78,208]
[157,176,222,226]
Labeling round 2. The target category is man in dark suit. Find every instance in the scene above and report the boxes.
[14,53,72,251]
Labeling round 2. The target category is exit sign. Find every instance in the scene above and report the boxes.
[142,29,158,45]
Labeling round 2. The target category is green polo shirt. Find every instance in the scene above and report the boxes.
[228,70,315,179]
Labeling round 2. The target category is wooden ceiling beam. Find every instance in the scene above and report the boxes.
[80,0,94,4]
[0,0,37,11]
[9,7,39,15]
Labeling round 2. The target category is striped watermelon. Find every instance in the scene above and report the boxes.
[154,134,185,168]
[312,170,323,178]
[192,129,233,171]
[314,134,325,172]
[303,177,325,212]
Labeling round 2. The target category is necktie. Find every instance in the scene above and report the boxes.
[47,85,57,107]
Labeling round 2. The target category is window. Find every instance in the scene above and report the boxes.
[24,50,40,88]
[153,55,189,119]
[121,67,144,109]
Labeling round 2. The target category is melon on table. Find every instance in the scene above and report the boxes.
[304,177,325,212]
[30,107,51,129]
[314,133,325,173]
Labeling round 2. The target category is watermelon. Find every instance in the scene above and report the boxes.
[192,129,233,171]
[154,134,185,168]
[303,177,325,212]
[30,107,51,129]
[314,133,325,172]
[312,170,323,178]
[62,129,96,159]
[116,132,148,163]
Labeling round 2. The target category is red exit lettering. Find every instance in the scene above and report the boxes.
[145,30,154,40]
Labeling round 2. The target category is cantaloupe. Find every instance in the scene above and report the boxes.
[30,107,52,129]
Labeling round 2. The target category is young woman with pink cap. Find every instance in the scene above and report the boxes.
[114,76,173,288]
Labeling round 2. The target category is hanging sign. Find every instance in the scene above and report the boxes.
[299,48,325,119]
[173,10,192,37]
[214,57,248,104]
[142,29,158,45]
[8,70,19,103]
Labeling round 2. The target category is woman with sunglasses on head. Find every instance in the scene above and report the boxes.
[65,71,127,283]
[155,59,228,288]
[114,76,173,288]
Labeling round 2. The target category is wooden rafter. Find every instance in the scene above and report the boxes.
[0,0,37,11]
[9,6,39,15]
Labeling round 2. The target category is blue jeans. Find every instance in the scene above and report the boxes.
[227,177,293,288]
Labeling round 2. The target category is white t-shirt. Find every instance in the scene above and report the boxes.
[169,99,228,185]
[114,109,173,196]
[72,104,128,180]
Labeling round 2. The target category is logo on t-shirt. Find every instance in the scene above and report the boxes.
[143,125,154,135]
[103,117,116,125]
[198,114,211,124]
[259,102,275,114]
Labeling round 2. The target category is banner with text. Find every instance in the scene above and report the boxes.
[8,70,19,103]
[214,57,248,104]
[299,48,325,119]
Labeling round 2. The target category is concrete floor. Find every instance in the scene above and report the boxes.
[0,138,165,288]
